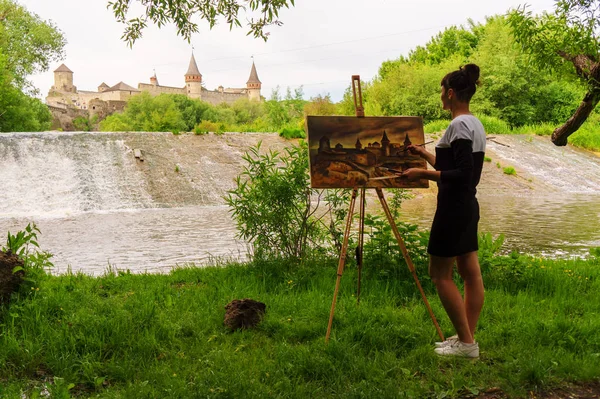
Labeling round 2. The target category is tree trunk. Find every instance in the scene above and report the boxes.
[552,89,600,146]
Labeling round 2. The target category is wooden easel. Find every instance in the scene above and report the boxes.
[325,75,445,343]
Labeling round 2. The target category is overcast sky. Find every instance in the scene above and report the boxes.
[20,0,556,102]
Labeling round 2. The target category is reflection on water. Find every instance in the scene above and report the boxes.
[401,194,600,257]
[0,206,247,275]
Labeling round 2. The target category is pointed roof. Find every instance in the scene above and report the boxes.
[104,81,140,92]
[247,61,261,84]
[185,53,201,77]
[381,130,390,143]
[98,82,109,88]
[54,64,73,73]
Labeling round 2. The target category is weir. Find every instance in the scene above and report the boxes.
[0,131,598,273]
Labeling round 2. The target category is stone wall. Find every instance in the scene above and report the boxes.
[201,90,247,105]
[139,83,186,96]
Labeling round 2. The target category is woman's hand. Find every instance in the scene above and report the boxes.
[400,168,422,181]
[407,144,427,158]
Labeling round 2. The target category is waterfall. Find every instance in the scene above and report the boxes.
[486,135,600,193]
[0,132,154,218]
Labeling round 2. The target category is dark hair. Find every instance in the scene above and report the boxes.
[441,64,480,102]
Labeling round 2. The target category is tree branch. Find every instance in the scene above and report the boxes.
[552,88,600,145]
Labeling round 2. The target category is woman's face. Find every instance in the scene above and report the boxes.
[441,85,453,111]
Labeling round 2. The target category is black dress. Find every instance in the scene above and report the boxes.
[428,115,486,258]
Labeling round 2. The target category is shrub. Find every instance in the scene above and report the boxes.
[194,120,219,134]
[479,115,511,134]
[279,126,306,139]
[503,166,516,175]
[424,119,449,133]
[226,141,328,260]
[484,156,492,162]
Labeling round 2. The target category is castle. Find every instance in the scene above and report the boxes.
[46,53,262,114]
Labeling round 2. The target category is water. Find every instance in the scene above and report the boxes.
[0,207,246,275]
[0,132,598,274]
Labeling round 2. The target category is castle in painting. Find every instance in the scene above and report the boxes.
[317,130,413,167]
[46,53,262,113]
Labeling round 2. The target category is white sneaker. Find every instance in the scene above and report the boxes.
[435,335,458,348]
[434,340,479,358]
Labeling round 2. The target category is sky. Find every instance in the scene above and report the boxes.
[20,0,557,102]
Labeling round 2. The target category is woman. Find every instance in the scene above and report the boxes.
[402,64,485,358]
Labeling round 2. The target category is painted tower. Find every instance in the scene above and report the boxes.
[185,53,202,100]
[381,130,391,156]
[51,64,76,93]
[246,61,262,101]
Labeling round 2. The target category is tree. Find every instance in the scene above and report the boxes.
[509,1,600,145]
[108,0,296,46]
[0,0,66,92]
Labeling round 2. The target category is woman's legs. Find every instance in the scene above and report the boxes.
[429,255,473,344]
[456,251,484,336]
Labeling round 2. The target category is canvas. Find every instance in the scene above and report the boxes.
[306,116,430,189]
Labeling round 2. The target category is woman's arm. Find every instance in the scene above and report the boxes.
[407,144,436,167]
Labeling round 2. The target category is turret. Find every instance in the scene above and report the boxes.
[246,61,262,101]
[381,130,390,156]
[98,82,109,93]
[150,71,159,86]
[51,64,76,93]
[185,53,202,99]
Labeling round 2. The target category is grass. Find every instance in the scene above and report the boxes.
[1,251,599,398]
[503,166,516,175]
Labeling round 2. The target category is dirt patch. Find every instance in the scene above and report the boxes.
[224,298,266,331]
[0,250,24,305]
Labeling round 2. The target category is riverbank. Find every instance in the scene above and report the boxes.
[1,253,599,398]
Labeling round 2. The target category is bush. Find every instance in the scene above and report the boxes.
[279,126,306,139]
[479,115,511,134]
[503,166,516,175]
[424,119,449,133]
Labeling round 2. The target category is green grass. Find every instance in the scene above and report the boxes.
[279,126,306,140]
[503,166,516,175]
[484,156,492,162]
[424,119,449,134]
[1,252,599,398]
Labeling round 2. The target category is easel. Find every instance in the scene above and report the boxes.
[325,75,445,343]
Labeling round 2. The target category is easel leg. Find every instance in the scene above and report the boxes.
[326,188,358,343]
[375,188,445,341]
[356,188,366,305]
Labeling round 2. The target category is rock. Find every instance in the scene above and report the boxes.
[0,250,25,305]
[224,299,266,331]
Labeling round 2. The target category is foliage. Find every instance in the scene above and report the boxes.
[226,141,327,260]
[503,166,517,175]
[108,0,296,45]
[72,116,93,132]
[0,0,66,92]
[0,255,599,397]
[278,126,305,139]
[2,223,53,290]
[0,55,52,132]
[0,0,62,132]
[303,94,338,116]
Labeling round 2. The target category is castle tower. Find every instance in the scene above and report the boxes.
[150,71,159,86]
[185,53,202,99]
[98,82,109,93]
[381,130,390,156]
[355,137,362,150]
[319,135,331,153]
[246,61,262,101]
[51,64,76,93]
[404,133,412,148]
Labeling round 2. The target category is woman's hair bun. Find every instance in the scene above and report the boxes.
[462,64,480,85]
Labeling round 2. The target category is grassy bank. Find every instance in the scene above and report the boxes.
[1,251,599,398]
[424,115,600,152]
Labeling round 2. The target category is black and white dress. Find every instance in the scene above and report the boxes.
[428,114,486,257]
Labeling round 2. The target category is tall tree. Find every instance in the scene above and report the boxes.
[0,0,65,131]
[0,0,66,92]
[509,0,600,146]
[108,0,295,46]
